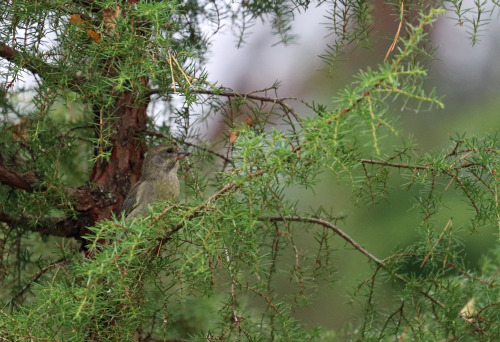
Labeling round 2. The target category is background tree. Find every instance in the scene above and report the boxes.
[1,0,500,341]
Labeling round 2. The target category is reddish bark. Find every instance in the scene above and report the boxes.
[89,90,149,223]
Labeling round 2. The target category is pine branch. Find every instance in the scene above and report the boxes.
[0,41,84,90]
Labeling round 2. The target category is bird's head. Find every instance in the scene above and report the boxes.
[142,142,190,175]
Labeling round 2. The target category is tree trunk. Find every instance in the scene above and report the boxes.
[89,91,149,224]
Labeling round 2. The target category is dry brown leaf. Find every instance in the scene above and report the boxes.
[103,6,121,32]
[229,131,238,145]
[68,14,101,43]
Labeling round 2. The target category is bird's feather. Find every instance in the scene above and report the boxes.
[121,181,140,217]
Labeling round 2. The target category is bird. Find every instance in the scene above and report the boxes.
[121,142,190,218]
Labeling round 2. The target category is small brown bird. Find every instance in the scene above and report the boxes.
[121,142,190,218]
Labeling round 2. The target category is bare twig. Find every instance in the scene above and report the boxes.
[193,89,301,123]
[361,159,429,170]
[263,216,384,265]
[261,215,444,307]
[447,261,498,288]
[11,257,67,302]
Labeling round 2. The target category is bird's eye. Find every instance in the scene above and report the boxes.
[166,148,173,153]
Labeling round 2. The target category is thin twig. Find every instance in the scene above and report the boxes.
[361,159,429,170]
[384,1,404,62]
[261,216,444,307]
[11,257,66,302]
[420,218,453,268]
[194,89,301,123]
[262,216,384,265]
[447,261,498,288]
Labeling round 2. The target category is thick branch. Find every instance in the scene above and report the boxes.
[0,164,37,191]
[0,41,54,76]
[0,212,87,238]
[0,185,116,238]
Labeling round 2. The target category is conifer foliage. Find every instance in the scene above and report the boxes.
[1,0,500,340]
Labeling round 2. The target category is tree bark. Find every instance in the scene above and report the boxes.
[89,91,149,224]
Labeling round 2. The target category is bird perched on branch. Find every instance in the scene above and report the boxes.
[121,142,190,218]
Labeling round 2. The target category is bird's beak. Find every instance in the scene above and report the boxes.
[176,150,190,160]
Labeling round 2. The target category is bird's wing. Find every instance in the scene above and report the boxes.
[121,181,141,217]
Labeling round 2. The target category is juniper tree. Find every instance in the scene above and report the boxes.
[1,0,500,341]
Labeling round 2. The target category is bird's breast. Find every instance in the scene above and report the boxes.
[153,174,180,202]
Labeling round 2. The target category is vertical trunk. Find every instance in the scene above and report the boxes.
[89,91,149,223]
[80,1,151,240]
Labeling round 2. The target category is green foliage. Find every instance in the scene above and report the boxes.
[1,0,500,341]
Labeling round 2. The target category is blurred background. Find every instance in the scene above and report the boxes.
[201,0,500,331]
